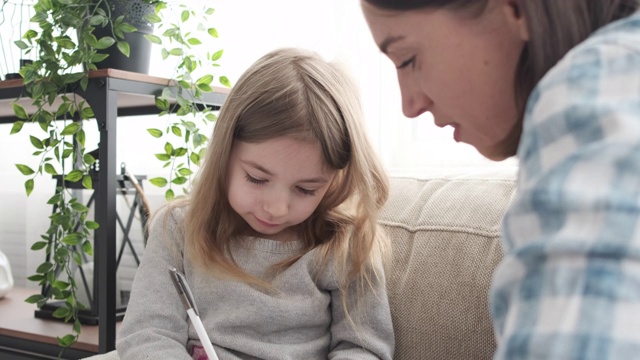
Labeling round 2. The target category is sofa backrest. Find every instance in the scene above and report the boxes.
[381,171,517,360]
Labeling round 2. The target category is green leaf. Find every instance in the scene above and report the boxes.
[181,10,190,22]
[144,34,162,45]
[65,170,84,182]
[89,14,107,26]
[165,188,175,201]
[44,163,57,175]
[147,128,163,138]
[10,120,25,134]
[171,126,182,137]
[211,49,223,61]
[118,23,137,33]
[208,28,218,38]
[95,36,116,50]
[82,240,93,256]
[85,221,99,230]
[27,274,45,282]
[193,133,205,148]
[29,135,44,149]
[16,164,35,175]
[155,153,171,161]
[90,53,109,63]
[117,41,131,57]
[164,142,174,155]
[172,176,187,185]
[31,241,48,250]
[190,152,200,165]
[205,113,218,122]
[47,193,62,205]
[52,280,69,290]
[58,334,77,347]
[174,148,187,157]
[25,294,46,304]
[154,97,169,111]
[83,153,96,165]
[60,122,81,136]
[14,40,29,50]
[149,177,168,187]
[196,74,213,85]
[196,83,213,92]
[13,103,29,119]
[52,306,70,319]
[81,106,94,119]
[145,13,162,24]
[169,48,184,56]
[178,168,193,176]
[36,262,53,274]
[219,76,231,87]
[25,179,34,196]
[82,175,93,189]
[62,233,83,246]
[187,38,201,45]
[72,251,82,266]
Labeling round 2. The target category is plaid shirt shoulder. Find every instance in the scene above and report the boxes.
[492,11,640,360]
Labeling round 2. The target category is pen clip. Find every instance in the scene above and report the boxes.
[169,267,199,316]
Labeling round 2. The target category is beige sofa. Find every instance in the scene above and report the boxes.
[85,170,517,360]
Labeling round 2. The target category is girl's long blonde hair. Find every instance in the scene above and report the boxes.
[169,47,389,301]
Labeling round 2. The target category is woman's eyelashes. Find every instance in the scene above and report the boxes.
[244,173,317,196]
[396,55,416,70]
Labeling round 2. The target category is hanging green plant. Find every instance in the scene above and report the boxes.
[8,0,230,353]
[143,2,231,201]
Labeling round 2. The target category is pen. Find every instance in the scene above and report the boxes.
[169,267,220,360]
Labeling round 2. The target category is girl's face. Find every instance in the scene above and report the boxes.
[361,0,528,160]
[227,136,336,242]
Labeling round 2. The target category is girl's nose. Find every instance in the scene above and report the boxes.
[263,190,289,218]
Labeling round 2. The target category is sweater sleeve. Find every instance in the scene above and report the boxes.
[328,260,395,360]
[116,206,193,360]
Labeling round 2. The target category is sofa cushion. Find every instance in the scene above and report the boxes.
[381,171,516,360]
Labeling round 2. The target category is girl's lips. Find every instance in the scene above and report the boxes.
[255,217,279,227]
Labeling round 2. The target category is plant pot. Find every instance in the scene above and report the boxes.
[93,0,155,74]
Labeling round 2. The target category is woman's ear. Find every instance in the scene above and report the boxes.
[503,0,530,41]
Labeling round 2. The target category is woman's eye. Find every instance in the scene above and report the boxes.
[396,56,416,70]
[245,174,266,185]
[297,187,316,196]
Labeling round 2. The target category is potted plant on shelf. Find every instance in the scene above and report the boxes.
[8,0,229,351]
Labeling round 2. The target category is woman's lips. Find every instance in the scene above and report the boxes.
[436,121,461,143]
[452,124,461,143]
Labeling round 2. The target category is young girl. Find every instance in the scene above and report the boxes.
[116,47,394,359]
[361,0,640,359]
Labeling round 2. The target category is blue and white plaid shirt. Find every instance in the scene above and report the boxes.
[492,11,640,360]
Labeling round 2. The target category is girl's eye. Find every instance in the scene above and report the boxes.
[297,187,316,196]
[396,56,416,70]
[245,174,266,185]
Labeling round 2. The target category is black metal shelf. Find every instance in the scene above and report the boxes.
[0,69,229,354]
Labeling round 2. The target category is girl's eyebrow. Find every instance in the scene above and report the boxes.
[241,160,329,184]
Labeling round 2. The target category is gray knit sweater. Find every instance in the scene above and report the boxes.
[116,207,394,359]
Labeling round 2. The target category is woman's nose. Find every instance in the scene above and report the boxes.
[399,74,432,118]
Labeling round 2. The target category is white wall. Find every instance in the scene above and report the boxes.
[0,0,516,290]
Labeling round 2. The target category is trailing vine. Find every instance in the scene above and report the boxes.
[8,0,229,352]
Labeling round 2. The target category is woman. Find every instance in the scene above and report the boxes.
[361,0,640,358]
